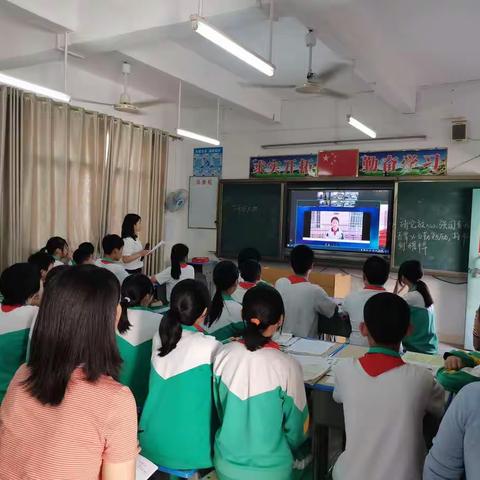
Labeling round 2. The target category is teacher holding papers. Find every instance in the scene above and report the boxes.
[121,213,150,274]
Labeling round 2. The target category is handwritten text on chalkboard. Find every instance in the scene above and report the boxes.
[397,218,470,256]
[231,204,259,215]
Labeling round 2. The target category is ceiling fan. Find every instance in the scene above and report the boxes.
[72,62,165,114]
[242,29,350,98]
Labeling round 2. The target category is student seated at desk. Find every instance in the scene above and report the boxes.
[203,260,243,341]
[213,286,309,480]
[0,266,138,480]
[436,347,480,394]
[395,260,438,354]
[332,292,444,480]
[237,247,270,286]
[95,234,129,285]
[0,263,41,404]
[232,259,261,303]
[152,243,195,302]
[116,274,161,407]
[73,247,95,265]
[44,236,71,267]
[28,250,55,283]
[424,382,480,480]
[140,280,219,470]
[342,255,389,346]
[275,245,336,338]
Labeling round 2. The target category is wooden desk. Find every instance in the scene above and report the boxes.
[261,266,351,298]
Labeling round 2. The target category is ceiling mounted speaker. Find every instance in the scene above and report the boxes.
[452,121,467,141]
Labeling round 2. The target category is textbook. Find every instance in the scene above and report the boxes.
[285,338,334,357]
[291,354,331,383]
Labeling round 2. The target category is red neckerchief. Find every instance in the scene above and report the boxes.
[194,323,206,333]
[101,259,115,264]
[359,353,405,377]
[288,275,308,284]
[364,285,386,291]
[181,263,188,269]
[1,304,22,313]
[239,281,256,289]
[238,339,280,350]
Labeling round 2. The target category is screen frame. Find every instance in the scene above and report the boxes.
[284,181,395,261]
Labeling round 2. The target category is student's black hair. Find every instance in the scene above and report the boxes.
[118,274,154,334]
[158,279,210,357]
[331,216,340,223]
[44,265,70,288]
[0,263,40,305]
[78,242,95,255]
[239,259,261,283]
[24,265,122,406]
[206,260,239,327]
[363,255,390,286]
[242,285,285,352]
[237,247,262,266]
[170,243,189,280]
[364,292,410,345]
[45,236,68,256]
[121,213,141,240]
[290,244,314,276]
[102,234,124,255]
[28,251,55,275]
[398,260,433,308]
[73,249,92,265]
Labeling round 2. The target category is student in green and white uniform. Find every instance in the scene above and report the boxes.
[203,261,243,341]
[213,286,309,480]
[140,279,220,469]
[117,274,161,406]
[395,260,438,354]
[437,350,480,393]
[44,236,71,267]
[0,263,41,403]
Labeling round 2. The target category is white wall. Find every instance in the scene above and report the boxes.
[167,82,480,346]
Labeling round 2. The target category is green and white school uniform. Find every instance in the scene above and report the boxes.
[213,340,309,480]
[0,305,38,403]
[203,294,244,342]
[116,306,162,406]
[402,291,438,354]
[139,325,220,469]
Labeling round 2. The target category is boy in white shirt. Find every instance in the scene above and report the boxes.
[94,234,129,285]
[333,292,444,480]
[232,259,261,304]
[342,255,389,346]
[275,245,336,338]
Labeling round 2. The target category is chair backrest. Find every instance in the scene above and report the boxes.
[403,306,439,355]
[318,311,352,338]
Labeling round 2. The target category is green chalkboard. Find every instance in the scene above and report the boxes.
[395,181,480,272]
[219,182,283,259]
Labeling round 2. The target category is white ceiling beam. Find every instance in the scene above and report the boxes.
[277,0,417,113]
[120,41,282,121]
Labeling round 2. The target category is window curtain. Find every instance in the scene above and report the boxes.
[0,86,168,273]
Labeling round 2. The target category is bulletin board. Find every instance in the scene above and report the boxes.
[188,176,219,229]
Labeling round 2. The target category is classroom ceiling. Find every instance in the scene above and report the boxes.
[0,0,479,120]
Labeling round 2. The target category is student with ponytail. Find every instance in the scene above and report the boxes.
[152,243,195,302]
[203,260,243,341]
[140,279,220,470]
[116,274,161,406]
[44,236,70,267]
[213,286,309,480]
[395,259,438,354]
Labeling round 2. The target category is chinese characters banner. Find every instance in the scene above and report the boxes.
[358,148,447,176]
[249,150,358,178]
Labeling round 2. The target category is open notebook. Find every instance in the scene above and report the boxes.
[291,354,331,383]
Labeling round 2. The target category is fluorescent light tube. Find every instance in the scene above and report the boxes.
[347,115,376,138]
[191,15,275,77]
[0,72,70,103]
[177,128,220,146]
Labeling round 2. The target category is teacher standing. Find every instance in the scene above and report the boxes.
[121,213,149,274]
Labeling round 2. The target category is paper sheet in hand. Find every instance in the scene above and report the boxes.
[136,455,157,480]
[292,355,331,383]
[146,240,165,256]
[285,338,334,357]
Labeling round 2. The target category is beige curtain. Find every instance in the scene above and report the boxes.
[0,87,168,273]
[102,119,168,274]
